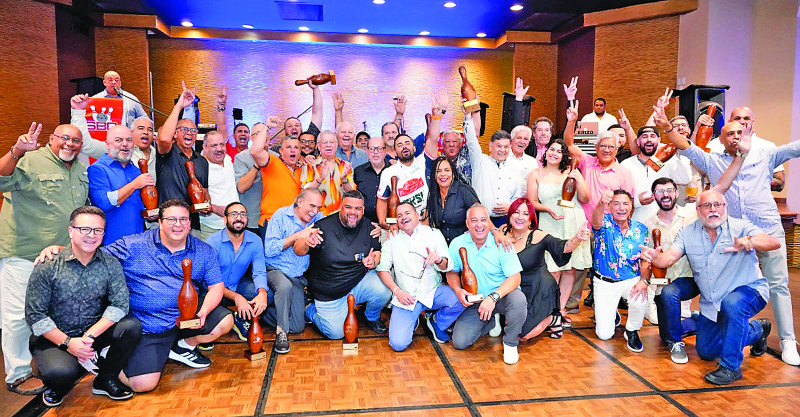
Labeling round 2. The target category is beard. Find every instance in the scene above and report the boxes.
[640,143,657,157]
[58,149,76,162]
[226,220,246,235]
[700,211,726,229]
[655,196,675,211]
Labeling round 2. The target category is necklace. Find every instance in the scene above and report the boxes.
[510,230,527,242]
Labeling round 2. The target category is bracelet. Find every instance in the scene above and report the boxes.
[9,145,20,160]
[663,126,674,134]
[431,114,443,121]
[216,106,226,112]
[84,332,95,340]
[392,287,401,294]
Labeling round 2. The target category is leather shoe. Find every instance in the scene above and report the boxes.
[704,365,742,385]
[92,376,133,400]
[751,318,771,357]
[366,317,388,334]
[583,290,594,307]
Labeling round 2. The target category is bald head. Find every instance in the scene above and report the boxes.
[729,106,754,130]
[719,121,744,155]
[102,71,121,95]
[336,121,355,150]
[49,124,83,163]
[107,125,134,163]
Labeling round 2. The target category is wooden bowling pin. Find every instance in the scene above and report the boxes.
[343,294,358,350]
[177,259,201,329]
[245,315,267,361]
[695,105,716,152]
[185,161,209,212]
[458,66,481,113]
[459,247,482,302]
[138,158,159,218]
[650,229,668,285]
[295,70,336,86]
[386,176,400,224]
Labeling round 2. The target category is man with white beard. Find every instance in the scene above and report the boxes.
[640,190,778,385]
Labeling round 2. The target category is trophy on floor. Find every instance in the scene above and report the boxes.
[695,106,716,152]
[138,159,159,218]
[646,143,678,172]
[458,65,481,114]
[343,294,358,350]
[558,159,580,208]
[185,161,210,212]
[650,229,668,286]
[177,259,201,329]
[295,70,336,86]
[245,315,267,361]
[459,248,483,303]
[386,176,400,224]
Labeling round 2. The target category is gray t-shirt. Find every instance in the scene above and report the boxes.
[233,150,262,229]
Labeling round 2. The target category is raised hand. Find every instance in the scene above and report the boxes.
[362,248,376,269]
[618,108,631,130]
[697,113,714,127]
[652,103,671,130]
[638,191,654,206]
[340,161,352,181]
[437,90,450,113]
[424,247,441,267]
[394,94,407,115]
[724,236,754,252]
[563,76,578,101]
[216,86,227,106]
[266,116,280,130]
[332,91,345,111]
[575,222,591,241]
[15,122,43,154]
[177,81,197,108]
[600,189,614,206]
[656,87,673,110]
[70,94,90,111]
[738,124,753,154]
[566,100,579,122]
[514,77,529,101]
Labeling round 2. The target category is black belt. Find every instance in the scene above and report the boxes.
[593,271,621,283]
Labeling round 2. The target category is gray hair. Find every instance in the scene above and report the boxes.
[296,188,323,205]
[510,124,532,139]
[132,115,154,127]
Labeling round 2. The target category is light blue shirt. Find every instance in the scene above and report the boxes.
[205,229,267,292]
[682,141,800,233]
[264,204,324,278]
[672,217,769,322]
[91,89,146,129]
[336,146,369,168]
[448,233,522,296]
[593,213,649,281]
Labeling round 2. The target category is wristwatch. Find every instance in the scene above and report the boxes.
[736,149,748,158]
[59,336,71,351]
[488,292,500,303]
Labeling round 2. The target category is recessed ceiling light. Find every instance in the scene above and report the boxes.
[358,28,368,33]
[373,0,385,4]
[510,4,523,11]
[419,31,430,36]
[476,32,486,38]
[298,26,310,31]
[181,21,193,27]
[444,2,456,8]
[242,24,254,29]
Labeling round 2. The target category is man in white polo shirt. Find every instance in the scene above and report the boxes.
[200,131,239,240]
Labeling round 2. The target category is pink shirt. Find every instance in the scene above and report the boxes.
[577,153,635,221]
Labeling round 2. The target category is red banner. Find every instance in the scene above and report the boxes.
[85,97,123,142]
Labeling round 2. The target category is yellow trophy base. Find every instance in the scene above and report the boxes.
[463,99,481,113]
[558,200,576,208]
[177,317,201,329]
[244,349,267,361]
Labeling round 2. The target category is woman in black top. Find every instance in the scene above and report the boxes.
[503,198,590,339]
[426,157,479,244]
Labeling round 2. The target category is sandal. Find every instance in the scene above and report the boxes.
[549,314,563,339]
[562,315,572,328]
[6,371,45,395]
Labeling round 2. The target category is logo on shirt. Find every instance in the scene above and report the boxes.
[398,178,424,198]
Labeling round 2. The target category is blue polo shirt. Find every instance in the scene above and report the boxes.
[448,233,522,296]
[103,228,222,334]
[87,154,145,244]
[205,229,267,292]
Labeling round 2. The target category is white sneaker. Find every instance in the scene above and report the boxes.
[489,314,502,337]
[644,302,659,325]
[503,343,519,365]
[780,339,800,366]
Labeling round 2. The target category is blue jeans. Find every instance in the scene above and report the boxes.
[654,277,699,344]
[218,278,274,312]
[695,285,767,371]
[388,286,465,351]
[305,270,392,339]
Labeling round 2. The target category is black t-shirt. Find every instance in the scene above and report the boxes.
[353,162,385,224]
[306,213,380,302]
[156,145,209,230]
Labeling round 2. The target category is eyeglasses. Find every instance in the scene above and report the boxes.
[52,134,82,145]
[162,216,191,225]
[368,146,386,153]
[227,211,247,219]
[70,226,105,236]
[597,144,616,151]
[177,127,198,134]
[653,188,677,196]
[699,202,726,209]
[300,139,315,145]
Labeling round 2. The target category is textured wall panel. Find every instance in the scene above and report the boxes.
[57,6,96,125]
[593,16,680,131]
[148,39,513,150]
[512,43,559,127]
[0,0,59,151]
[556,28,595,132]
[95,27,151,108]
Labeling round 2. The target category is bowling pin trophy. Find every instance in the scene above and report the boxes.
[244,315,267,361]
[386,176,400,224]
[459,248,483,303]
[343,294,358,350]
[177,259,201,329]
[185,161,210,212]
[458,66,481,114]
[138,159,159,218]
[558,159,580,208]
[650,229,668,286]
[646,143,678,172]
[295,70,336,86]
[695,105,716,152]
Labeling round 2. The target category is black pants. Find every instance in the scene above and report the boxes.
[30,316,142,395]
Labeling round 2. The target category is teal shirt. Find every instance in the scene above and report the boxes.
[448,233,522,296]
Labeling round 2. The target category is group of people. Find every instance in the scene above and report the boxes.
[2,69,799,408]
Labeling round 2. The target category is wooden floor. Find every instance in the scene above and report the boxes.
[6,269,800,417]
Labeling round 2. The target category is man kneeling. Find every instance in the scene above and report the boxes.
[377,202,465,351]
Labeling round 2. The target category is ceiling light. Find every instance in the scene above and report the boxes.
[181,21,193,27]
[242,24,254,29]
[476,32,486,38]
[444,2,456,8]
[510,4,523,11]
[358,28,368,33]
[373,0,385,4]
[298,26,310,31]
[419,31,430,36]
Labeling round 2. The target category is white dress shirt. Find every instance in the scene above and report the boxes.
[580,111,618,135]
[200,154,238,230]
[465,118,525,216]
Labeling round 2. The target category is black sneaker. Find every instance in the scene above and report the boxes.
[197,343,214,351]
[366,317,388,334]
[92,376,133,400]
[169,341,211,368]
[232,316,250,341]
[704,365,742,385]
[583,290,594,307]
[615,311,622,327]
[42,388,64,407]
[274,331,290,354]
[618,298,629,310]
[751,318,772,356]
[624,330,643,353]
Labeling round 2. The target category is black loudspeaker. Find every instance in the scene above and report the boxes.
[501,92,535,133]
[673,84,729,138]
[69,76,104,96]
[479,102,490,137]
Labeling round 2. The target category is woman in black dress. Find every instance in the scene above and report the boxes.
[426,156,479,244]
[503,198,590,339]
